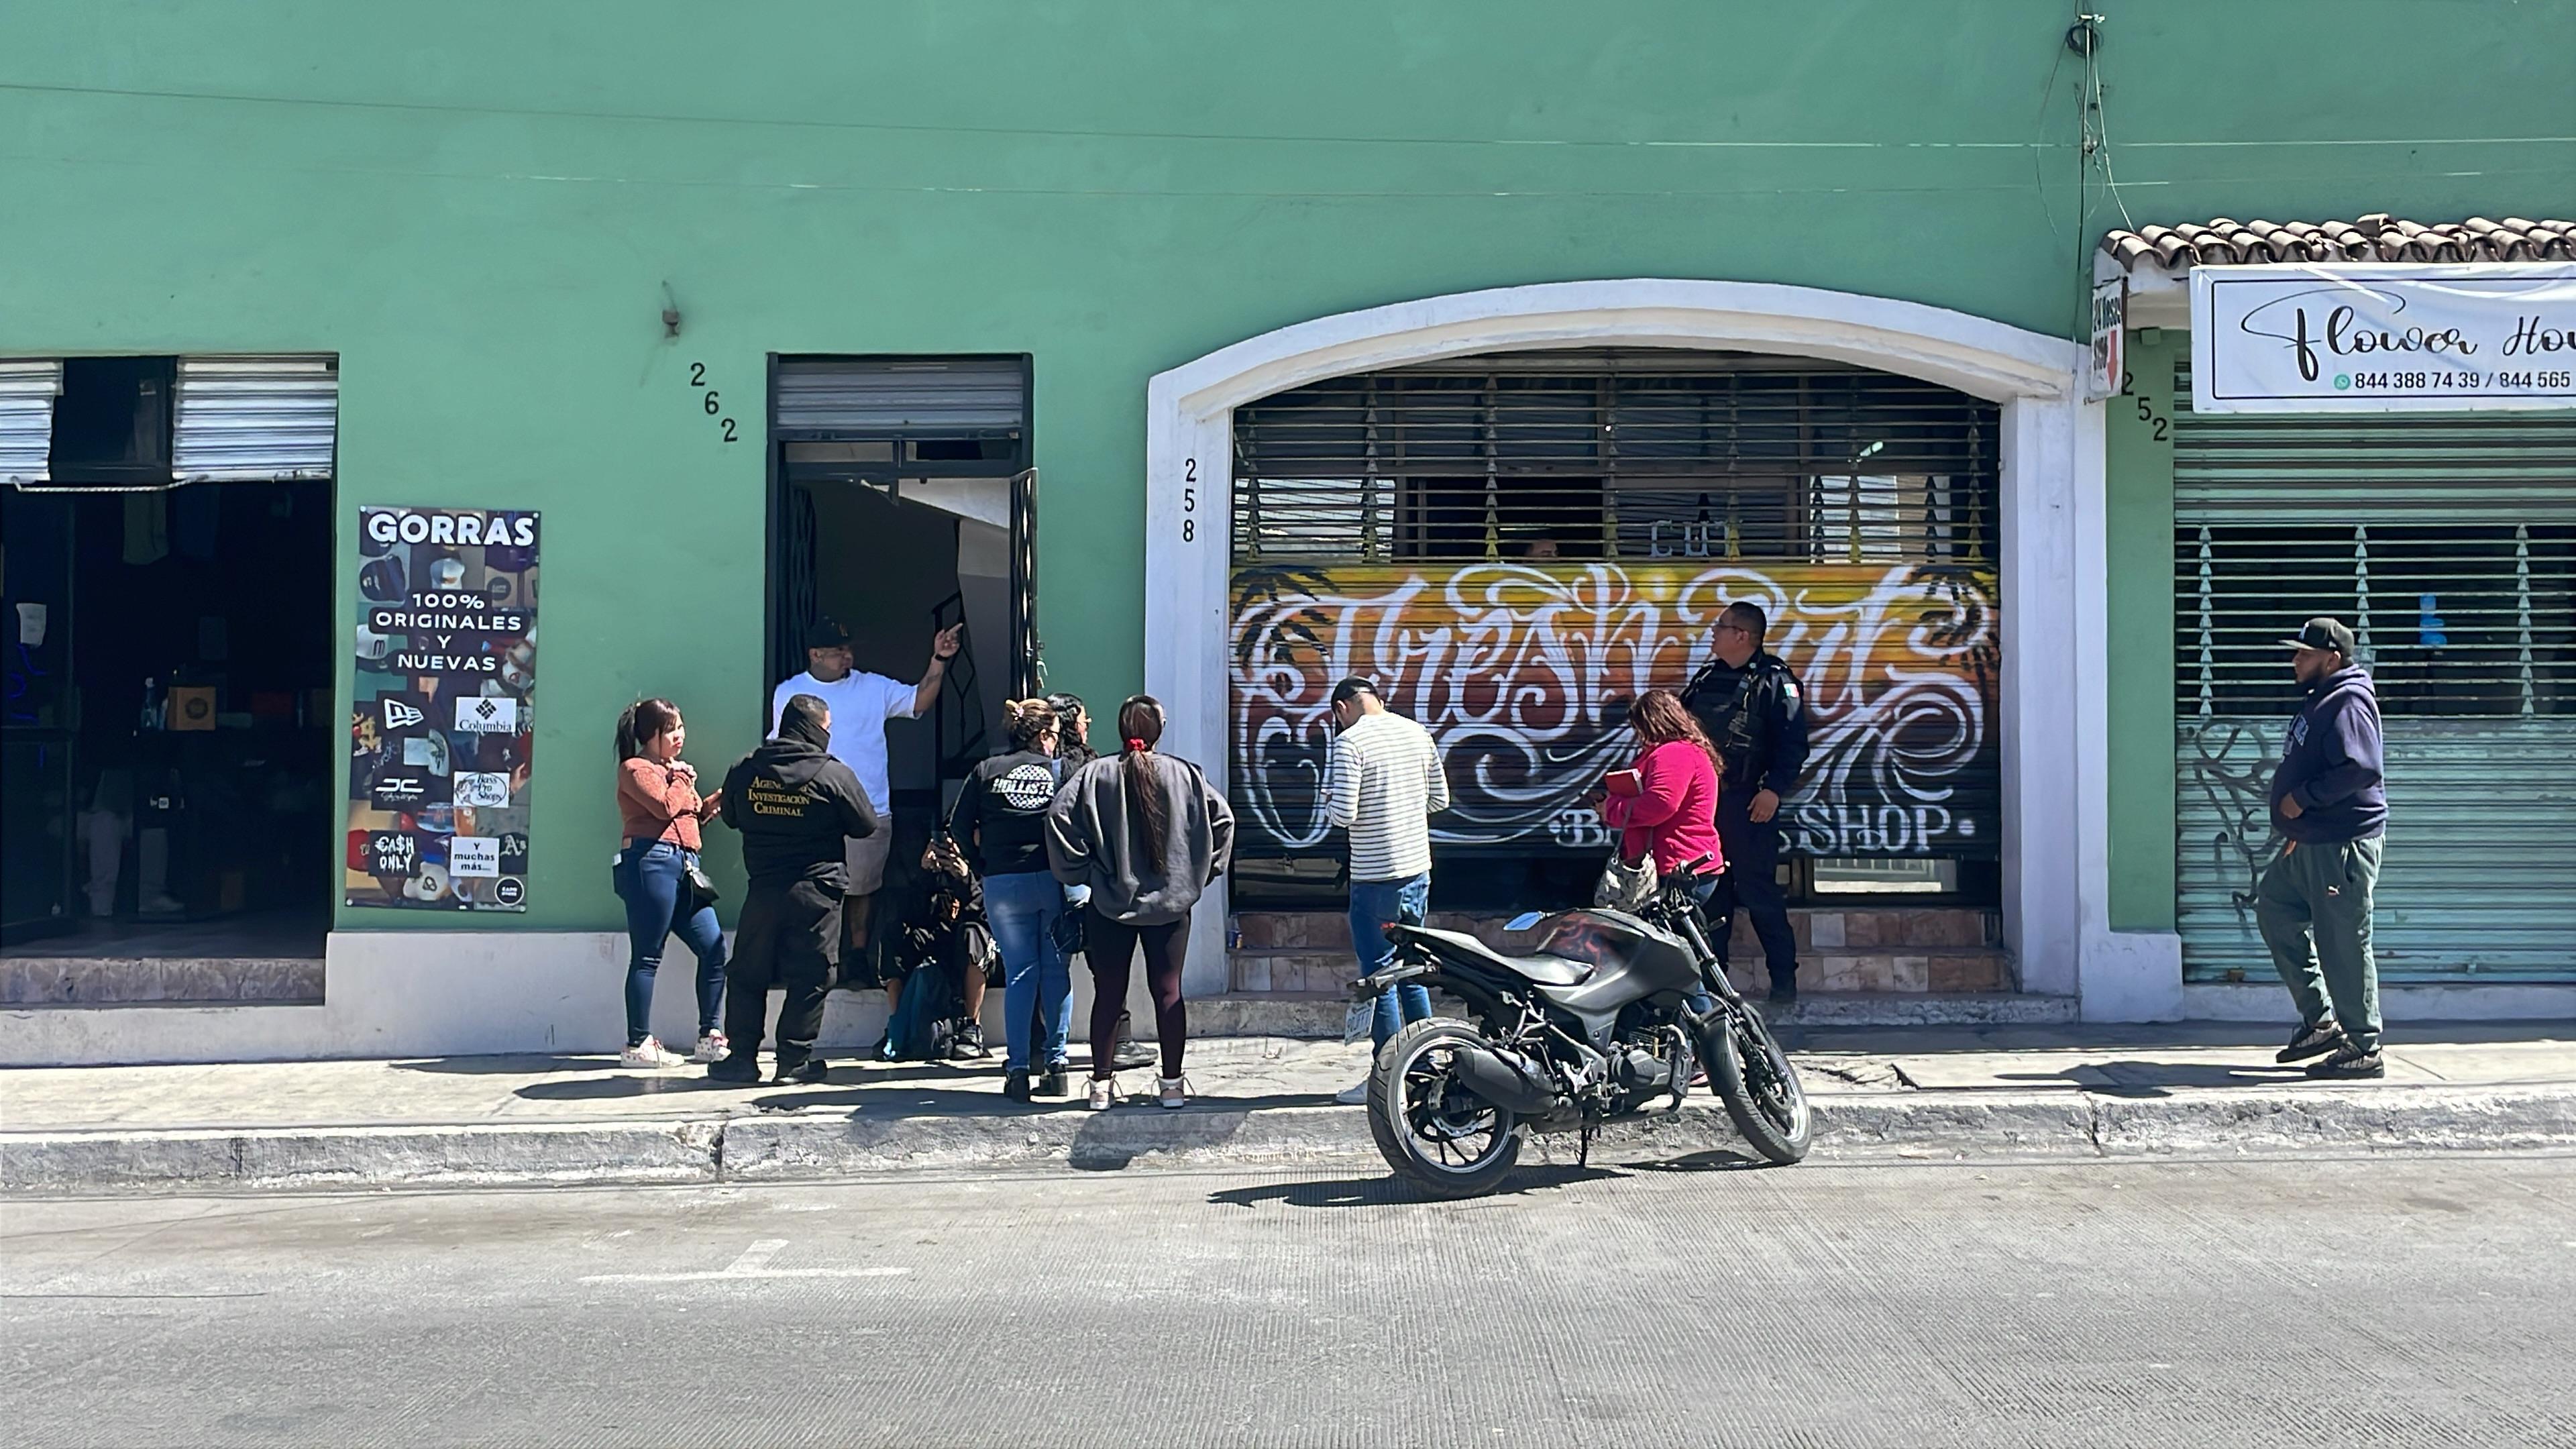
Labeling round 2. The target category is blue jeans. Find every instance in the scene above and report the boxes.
[1350,872,1432,1051]
[612,842,727,1047]
[984,869,1071,1073]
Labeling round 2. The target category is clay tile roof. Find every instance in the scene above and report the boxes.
[2100,215,2576,272]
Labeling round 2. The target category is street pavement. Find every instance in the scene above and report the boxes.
[5,1155,2573,1448]
[7,1023,2575,1193]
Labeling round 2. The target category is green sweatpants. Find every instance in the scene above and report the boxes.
[2255,834,2383,1053]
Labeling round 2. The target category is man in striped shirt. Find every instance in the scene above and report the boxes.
[1324,678,1451,1106]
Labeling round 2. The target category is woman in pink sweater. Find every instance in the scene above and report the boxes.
[1600,689,1726,887]
[612,698,729,1069]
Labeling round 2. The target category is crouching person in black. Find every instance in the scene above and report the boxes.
[707,693,878,1085]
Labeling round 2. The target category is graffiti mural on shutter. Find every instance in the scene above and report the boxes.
[1231,559,1998,858]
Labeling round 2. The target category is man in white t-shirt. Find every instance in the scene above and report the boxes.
[771,617,963,1008]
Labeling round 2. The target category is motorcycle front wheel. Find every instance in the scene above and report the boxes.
[1705,1002,1813,1164]
[1367,1018,1523,1199]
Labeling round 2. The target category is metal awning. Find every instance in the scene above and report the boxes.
[172,355,339,482]
[0,359,63,485]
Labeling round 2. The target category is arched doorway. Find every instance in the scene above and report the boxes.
[1144,281,2133,1015]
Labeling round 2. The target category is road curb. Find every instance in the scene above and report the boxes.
[5,1085,2572,1193]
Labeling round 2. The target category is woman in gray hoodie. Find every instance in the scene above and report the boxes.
[1044,695,1233,1110]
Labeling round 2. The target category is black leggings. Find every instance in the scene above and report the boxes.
[1086,908,1188,1080]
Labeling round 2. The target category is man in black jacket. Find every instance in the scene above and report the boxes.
[708,694,879,1084]
[2258,617,2389,1081]
[1681,600,1811,1003]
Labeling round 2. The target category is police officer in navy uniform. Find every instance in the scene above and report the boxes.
[1680,600,1810,1004]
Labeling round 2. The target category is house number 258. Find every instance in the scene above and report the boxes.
[1181,458,1197,542]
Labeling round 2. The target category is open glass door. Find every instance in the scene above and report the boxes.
[0,490,77,941]
[1008,467,1041,696]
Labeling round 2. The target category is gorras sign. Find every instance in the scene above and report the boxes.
[2190,262,2576,413]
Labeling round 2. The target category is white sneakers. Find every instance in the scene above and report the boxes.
[619,1036,686,1069]
[1089,1075,1190,1108]
[1334,1080,1371,1106]
[689,1031,729,1065]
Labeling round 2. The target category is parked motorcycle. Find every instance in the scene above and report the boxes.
[1348,858,1810,1197]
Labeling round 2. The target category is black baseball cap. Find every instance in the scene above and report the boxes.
[1330,676,1379,705]
[805,619,852,651]
[2279,616,2357,655]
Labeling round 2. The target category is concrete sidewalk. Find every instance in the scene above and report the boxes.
[5,1022,2573,1193]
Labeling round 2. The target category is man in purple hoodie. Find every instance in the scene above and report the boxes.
[2258,617,2389,1080]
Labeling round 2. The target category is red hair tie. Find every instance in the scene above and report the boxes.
[1123,737,1148,751]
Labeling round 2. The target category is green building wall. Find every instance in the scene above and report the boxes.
[2107,333,2180,932]
[4,1,2567,932]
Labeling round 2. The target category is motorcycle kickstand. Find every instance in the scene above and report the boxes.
[1577,1118,1596,1169]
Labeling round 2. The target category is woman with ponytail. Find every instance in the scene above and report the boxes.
[611,698,728,1069]
[1044,695,1234,1110]
[947,697,1077,1099]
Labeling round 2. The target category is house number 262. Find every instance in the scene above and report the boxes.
[687,362,739,445]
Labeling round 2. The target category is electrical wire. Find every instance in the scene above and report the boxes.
[2087,34,2139,234]
[3,146,2555,204]
[0,78,2564,156]
[2030,23,2074,242]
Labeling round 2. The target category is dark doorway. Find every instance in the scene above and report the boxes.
[1,482,335,961]
[764,355,1038,984]
[2,355,337,989]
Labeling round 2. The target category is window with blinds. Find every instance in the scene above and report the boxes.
[1232,352,1998,566]
[2171,358,2576,984]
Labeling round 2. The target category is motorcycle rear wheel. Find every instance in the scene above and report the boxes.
[1367,1018,1524,1199]
[1705,1002,1812,1164]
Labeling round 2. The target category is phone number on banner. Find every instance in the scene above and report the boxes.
[2340,370,2575,392]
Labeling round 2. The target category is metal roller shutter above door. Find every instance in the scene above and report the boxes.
[2174,359,2576,984]
[773,357,1027,440]
[0,359,62,484]
[172,355,339,482]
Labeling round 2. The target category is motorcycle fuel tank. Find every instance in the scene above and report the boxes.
[1526,910,1704,998]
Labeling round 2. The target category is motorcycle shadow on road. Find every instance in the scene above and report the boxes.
[1208,1163,1625,1210]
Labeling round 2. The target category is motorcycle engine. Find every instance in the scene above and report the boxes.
[1613,1046,1675,1097]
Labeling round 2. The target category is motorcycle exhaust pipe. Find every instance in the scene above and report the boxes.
[1446,1046,1560,1116]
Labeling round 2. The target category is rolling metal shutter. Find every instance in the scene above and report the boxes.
[772,357,1027,440]
[1233,352,1999,564]
[1230,351,2004,863]
[0,359,62,484]
[2174,358,2576,983]
[171,355,339,482]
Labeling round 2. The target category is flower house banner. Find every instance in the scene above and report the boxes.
[1231,561,1999,859]
[2190,262,2576,413]
[345,506,540,911]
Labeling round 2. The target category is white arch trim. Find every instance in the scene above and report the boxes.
[1142,278,2177,1021]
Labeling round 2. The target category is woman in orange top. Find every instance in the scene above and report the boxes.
[612,698,727,1068]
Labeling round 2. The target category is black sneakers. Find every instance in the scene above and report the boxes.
[706,1053,761,1084]
[951,1023,991,1061]
[2277,1018,2347,1064]
[2305,1044,2385,1080]
[1767,977,1798,1006]
[1003,1067,1032,1104]
[773,1057,830,1085]
[1038,1066,1069,1098]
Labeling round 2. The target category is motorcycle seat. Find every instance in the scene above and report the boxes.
[1388,923,1594,987]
